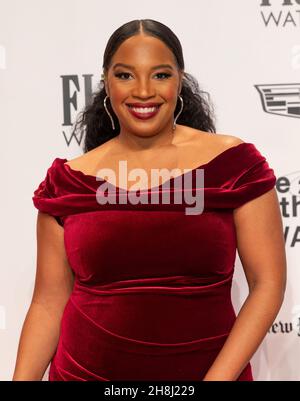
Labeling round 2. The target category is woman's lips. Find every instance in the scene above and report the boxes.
[126,104,162,120]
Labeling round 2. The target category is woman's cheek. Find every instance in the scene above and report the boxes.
[162,86,180,106]
[108,87,128,115]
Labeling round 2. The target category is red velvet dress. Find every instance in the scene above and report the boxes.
[32,142,276,381]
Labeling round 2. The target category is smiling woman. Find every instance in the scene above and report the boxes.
[72,19,216,151]
[14,18,286,383]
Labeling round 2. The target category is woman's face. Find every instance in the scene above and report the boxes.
[104,34,183,139]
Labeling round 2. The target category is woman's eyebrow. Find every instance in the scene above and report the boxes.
[112,63,174,71]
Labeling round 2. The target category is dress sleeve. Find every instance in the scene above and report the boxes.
[229,147,277,209]
[32,159,64,227]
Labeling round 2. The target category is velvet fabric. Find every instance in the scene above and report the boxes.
[32,142,276,381]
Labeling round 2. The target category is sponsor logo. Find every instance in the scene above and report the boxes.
[260,0,300,27]
[255,83,300,118]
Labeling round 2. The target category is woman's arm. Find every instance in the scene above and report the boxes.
[12,212,74,380]
[203,187,287,381]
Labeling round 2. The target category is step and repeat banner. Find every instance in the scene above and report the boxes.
[0,0,299,381]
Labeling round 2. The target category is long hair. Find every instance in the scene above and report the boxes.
[72,19,217,153]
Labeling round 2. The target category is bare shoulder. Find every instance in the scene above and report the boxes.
[64,151,94,175]
[64,138,115,174]
[202,131,245,148]
[181,125,243,143]
[215,133,245,147]
[184,126,244,151]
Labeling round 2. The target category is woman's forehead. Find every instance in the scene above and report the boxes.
[110,36,176,69]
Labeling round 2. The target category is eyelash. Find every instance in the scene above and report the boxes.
[114,72,172,80]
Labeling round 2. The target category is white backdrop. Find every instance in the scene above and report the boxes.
[0,0,299,381]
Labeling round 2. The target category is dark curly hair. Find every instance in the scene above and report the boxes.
[72,19,217,153]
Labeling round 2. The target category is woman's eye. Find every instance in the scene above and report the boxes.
[155,72,172,79]
[114,72,172,80]
[114,72,131,80]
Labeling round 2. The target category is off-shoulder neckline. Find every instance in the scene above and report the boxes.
[59,141,254,193]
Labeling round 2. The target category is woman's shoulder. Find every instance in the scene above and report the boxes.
[186,129,276,209]
[213,132,244,147]
[188,127,244,148]
[182,126,245,161]
[64,138,117,176]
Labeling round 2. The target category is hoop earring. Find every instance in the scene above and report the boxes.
[104,95,116,130]
[173,95,183,131]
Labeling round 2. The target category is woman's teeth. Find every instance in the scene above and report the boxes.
[129,106,158,113]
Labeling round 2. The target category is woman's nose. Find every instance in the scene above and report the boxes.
[131,79,156,98]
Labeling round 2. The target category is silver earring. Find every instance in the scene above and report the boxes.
[104,95,115,130]
[173,95,183,131]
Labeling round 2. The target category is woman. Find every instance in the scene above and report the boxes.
[13,19,286,381]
